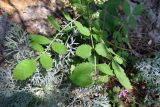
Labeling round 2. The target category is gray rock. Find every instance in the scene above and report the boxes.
[0,14,10,42]
[149,30,160,45]
[0,14,11,54]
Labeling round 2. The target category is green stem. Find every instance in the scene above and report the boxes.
[86,2,97,73]
[91,34,97,73]
[34,16,80,61]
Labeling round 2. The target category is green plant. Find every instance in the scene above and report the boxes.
[1,23,78,107]
[12,0,145,91]
[68,0,139,89]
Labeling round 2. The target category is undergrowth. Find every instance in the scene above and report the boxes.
[0,0,151,107]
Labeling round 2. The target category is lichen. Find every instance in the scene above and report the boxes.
[135,53,160,105]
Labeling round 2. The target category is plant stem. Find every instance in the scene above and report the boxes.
[35,16,80,61]
[86,2,97,73]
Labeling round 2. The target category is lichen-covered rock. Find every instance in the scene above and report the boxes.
[0,0,63,36]
[143,0,160,44]
[129,0,160,54]
[0,14,10,41]
[0,14,11,58]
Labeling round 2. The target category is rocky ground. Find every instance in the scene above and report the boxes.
[129,0,160,56]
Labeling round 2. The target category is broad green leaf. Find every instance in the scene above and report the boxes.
[29,34,51,45]
[88,55,95,64]
[63,12,72,21]
[114,56,123,64]
[40,54,53,70]
[31,42,44,52]
[123,1,130,15]
[133,4,145,16]
[95,43,112,59]
[96,75,108,84]
[76,44,92,59]
[74,21,90,36]
[107,48,116,55]
[92,34,100,42]
[70,63,94,87]
[128,15,137,28]
[13,59,36,80]
[112,61,132,89]
[47,16,60,31]
[92,33,103,42]
[97,64,113,75]
[51,42,67,55]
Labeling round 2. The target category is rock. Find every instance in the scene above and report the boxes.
[0,0,62,36]
[129,0,160,53]
[0,14,11,54]
[149,30,160,45]
[0,14,10,41]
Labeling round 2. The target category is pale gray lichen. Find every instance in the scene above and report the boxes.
[135,53,160,105]
[0,23,76,107]
[69,85,110,107]
[0,21,110,107]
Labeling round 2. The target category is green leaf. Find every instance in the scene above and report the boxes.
[114,56,123,64]
[62,26,75,32]
[74,21,90,36]
[31,42,44,52]
[123,1,130,15]
[72,3,87,15]
[92,33,103,42]
[51,42,67,55]
[107,0,121,15]
[112,61,132,90]
[122,26,129,35]
[40,54,53,70]
[88,55,95,64]
[70,0,81,4]
[99,11,115,32]
[76,44,92,59]
[113,31,121,39]
[95,43,112,59]
[13,59,36,80]
[114,17,122,26]
[63,12,72,21]
[96,75,108,84]
[122,37,129,43]
[107,48,116,55]
[70,63,94,87]
[29,34,51,45]
[133,4,145,16]
[97,64,113,75]
[128,15,137,28]
[47,16,60,31]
